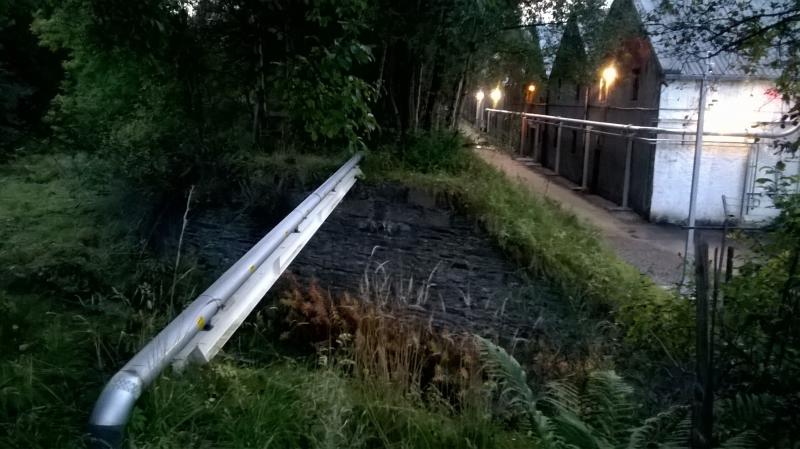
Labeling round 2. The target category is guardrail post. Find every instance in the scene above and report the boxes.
[621,134,633,209]
[554,121,563,175]
[581,125,593,190]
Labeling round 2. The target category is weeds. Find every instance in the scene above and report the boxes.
[365,132,693,361]
[2,151,534,448]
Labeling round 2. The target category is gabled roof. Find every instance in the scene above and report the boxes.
[633,0,781,79]
[548,14,589,82]
[537,23,562,77]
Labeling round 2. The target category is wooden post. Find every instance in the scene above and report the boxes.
[692,242,713,449]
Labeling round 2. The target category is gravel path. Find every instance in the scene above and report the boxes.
[469,136,725,287]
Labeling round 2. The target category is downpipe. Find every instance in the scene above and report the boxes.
[87,153,363,448]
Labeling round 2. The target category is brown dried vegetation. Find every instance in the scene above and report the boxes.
[277,280,483,404]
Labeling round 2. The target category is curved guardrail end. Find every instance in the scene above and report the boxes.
[86,424,125,449]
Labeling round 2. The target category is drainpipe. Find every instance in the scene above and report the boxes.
[87,153,363,448]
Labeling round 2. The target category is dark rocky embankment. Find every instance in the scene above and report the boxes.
[185,183,572,341]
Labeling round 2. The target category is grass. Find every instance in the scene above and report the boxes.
[0,149,534,448]
[364,131,693,359]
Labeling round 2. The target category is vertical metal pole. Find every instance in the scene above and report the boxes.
[554,121,563,175]
[738,139,754,220]
[684,73,709,265]
[582,125,593,190]
[621,134,633,208]
[534,124,541,162]
[475,98,482,127]
[520,117,527,155]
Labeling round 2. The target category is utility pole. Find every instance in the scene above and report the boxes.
[683,62,711,283]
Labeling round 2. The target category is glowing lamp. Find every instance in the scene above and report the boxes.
[525,84,536,104]
[490,87,502,105]
[601,65,618,88]
[475,90,485,101]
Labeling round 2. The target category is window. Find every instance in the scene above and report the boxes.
[631,69,641,101]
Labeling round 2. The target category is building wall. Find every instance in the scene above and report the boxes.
[542,80,587,184]
[650,78,793,224]
[581,39,661,215]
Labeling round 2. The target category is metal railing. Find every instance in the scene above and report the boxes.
[483,108,800,209]
[87,153,363,449]
[486,108,800,139]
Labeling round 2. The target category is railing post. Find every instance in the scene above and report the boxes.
[581,125,593,190]
[621,134,633,208]
[554,121,563,175]
[519,117,527,155]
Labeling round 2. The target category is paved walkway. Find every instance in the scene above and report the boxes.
[465,128,725,287]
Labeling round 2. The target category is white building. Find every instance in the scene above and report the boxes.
[637,0,798,225]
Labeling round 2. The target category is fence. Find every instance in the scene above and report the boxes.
[480,108,800,218]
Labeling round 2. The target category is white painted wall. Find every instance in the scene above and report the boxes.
[649,78,794,225]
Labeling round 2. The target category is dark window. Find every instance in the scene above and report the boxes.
[631,69,641,101]
[571,130,577,153]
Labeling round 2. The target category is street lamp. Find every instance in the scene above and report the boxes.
[490,87,502,107]
[475,89,485,128]
[525,84,536,104]
[599,64,618,101]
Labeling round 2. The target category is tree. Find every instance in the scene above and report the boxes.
[0,0,63,153]
[645,0,800,125]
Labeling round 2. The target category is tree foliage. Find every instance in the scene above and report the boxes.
[646,0,800,119]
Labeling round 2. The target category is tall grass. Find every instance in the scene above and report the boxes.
[1,151,533,448]
[364,131,693,359]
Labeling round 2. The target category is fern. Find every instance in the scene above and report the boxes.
[583,370,636,442]
[476,336,634,449]
[626,405,690,449]
[475,336,766,449]
[475,335,535,419]
[717,431,757,449]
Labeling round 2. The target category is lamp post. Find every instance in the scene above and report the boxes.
[600,64,618,102]
[490,86,502,107]
[521,84,536,155]
[525,84,536,106]
[475,89,485,129]
[683,65,711,282]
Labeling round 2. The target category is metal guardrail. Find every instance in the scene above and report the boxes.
[87,153,363,449]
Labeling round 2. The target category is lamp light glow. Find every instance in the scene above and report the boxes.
[475,90,485,101]
[527,84,536,92]
[601,65,618,88]
[490,87,502,105]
